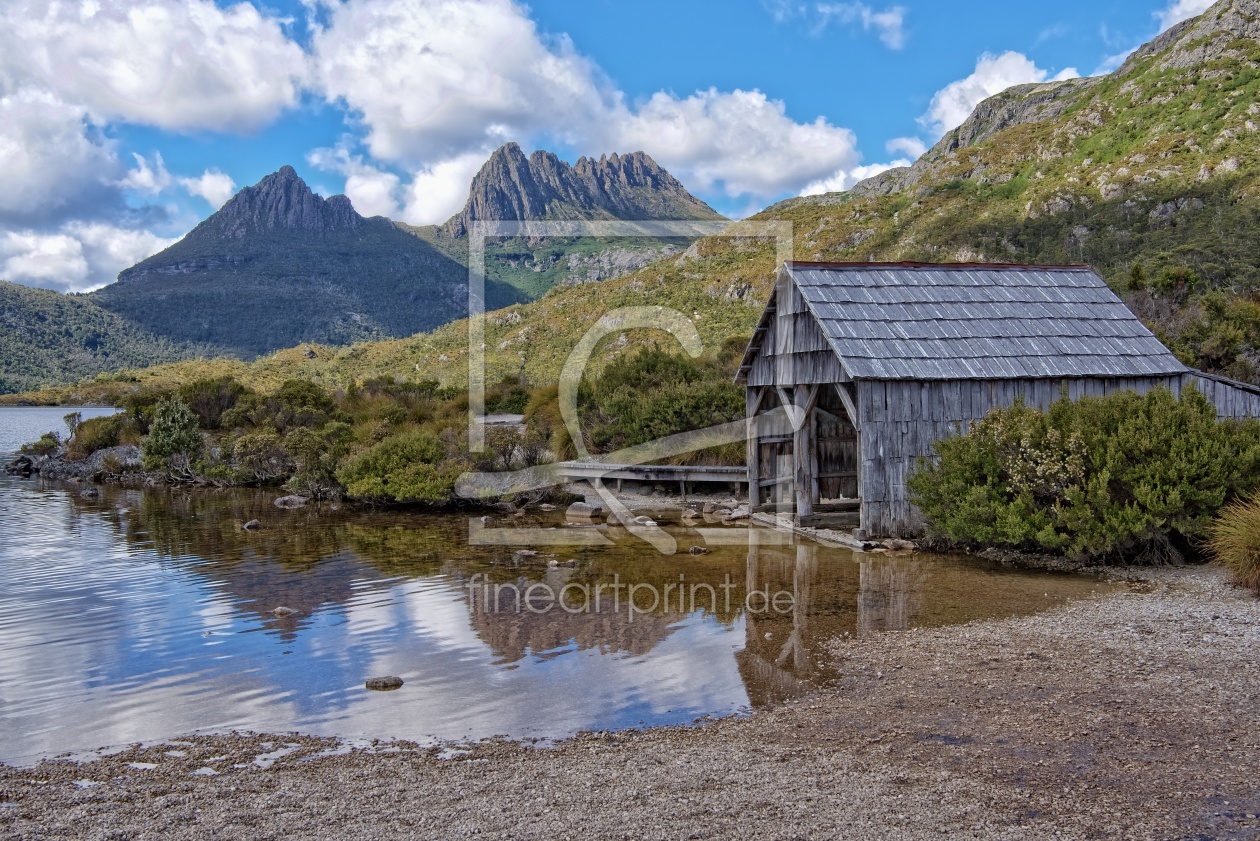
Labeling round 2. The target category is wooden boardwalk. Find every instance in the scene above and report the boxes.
[552,461,748,501]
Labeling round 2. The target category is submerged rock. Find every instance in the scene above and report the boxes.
[566,502,603,523]
[273,495,308,509]
[79,487,100,499]
[365,676,404,691]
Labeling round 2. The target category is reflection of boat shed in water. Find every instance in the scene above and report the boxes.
[737,261,1260,538]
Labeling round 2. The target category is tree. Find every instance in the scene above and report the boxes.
[142,397,203,474]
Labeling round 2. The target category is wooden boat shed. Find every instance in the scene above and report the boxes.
[736,261,1260,538]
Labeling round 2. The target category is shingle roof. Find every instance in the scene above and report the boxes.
[759,262,1187,381]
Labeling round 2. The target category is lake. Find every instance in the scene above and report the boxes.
[0,406,1112,764]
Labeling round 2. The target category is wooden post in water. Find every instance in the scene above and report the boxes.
[746,388,763,508]
[793,384,815,518]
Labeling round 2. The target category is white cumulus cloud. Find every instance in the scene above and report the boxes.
[1157,0,1215,31]
[603,88,861,199]
[402,152,488,226]
[118,153,173,195]
[312,0,610,164]
[815,3,907,49]
[920,51,1078,138]
[308,144,404,218]
[0,222,175,293]
[886,136,927,159]
[0,89,123,228]
[311,0,866,213]
[180,170,236,209]
[800,159,910,196]
[0,0,308,132]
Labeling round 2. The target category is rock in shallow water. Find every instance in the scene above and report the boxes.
[365,676,404,691]
[273,495,309,509]
[566,502,603,523]
[272,606,296,617]
[242,519,261,531]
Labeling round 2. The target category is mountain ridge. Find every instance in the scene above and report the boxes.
[89,165,522,358]
[440,143,725,238]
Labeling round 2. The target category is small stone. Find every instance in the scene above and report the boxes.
[688,546,711,555]
[79,487,100,499]
[272,606,296,617]
[242,519,261,531]
[365,676,404,691]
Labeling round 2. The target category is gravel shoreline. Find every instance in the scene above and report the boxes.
[3,565,1258,840]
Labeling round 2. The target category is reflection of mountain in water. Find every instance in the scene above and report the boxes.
[464,567,684,663]
[74,485,451,634]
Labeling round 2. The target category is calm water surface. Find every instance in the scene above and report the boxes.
[0,407,1113,764]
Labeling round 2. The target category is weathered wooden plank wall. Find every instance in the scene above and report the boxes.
[1184,373,1260,419]
[747,280,848,387]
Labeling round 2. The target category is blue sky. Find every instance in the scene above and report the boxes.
[0,0,1214,292]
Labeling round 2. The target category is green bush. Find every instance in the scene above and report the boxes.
[142,397,203,472]
[908,387,1260,560]
[335,431,459,503]
[179,376,247,429]
[1205,494,1260,591]
[579,346,745,464]
[232,431,293,483]
[66,414,125,460]
[20,432,60,457]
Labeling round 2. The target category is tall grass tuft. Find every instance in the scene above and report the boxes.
[1206,495,1260,592]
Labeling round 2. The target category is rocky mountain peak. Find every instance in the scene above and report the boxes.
[203,166,365,239]
[1120,0,1260,74]
[440,144,724,237]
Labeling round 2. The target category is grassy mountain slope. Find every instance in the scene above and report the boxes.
[0,281,202,395]
[13,0,1260,403]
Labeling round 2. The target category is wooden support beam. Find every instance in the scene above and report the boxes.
[793,384,815,518]
[746,387,764,508]
[834,383,861,432]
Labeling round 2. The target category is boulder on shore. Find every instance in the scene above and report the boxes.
[4,454,38,477]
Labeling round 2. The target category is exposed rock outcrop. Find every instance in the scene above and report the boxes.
[441,143,725,238]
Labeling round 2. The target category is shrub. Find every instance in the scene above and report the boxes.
[66,414,125,460]
[908,387,1260,560]
[579,346,745,464]
[20,432,61,457]
[1205,494,1260,591]
[142,397,203,472]
[232,432,293,483]
[284,423,351,499]
[179,376,247,429]
[335,431,459,503]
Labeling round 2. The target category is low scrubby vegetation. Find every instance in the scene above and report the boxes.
[26,344,745,506]
[1206,495,1260,592]
[909,387,1260,562]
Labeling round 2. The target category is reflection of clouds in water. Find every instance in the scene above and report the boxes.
[0,451,1111,764]
[0,479,754,760]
